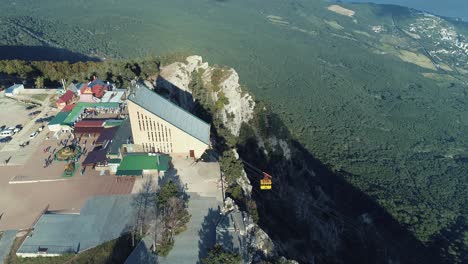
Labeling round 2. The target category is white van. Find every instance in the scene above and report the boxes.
[0,130,14,137]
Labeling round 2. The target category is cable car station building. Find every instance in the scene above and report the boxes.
[127,85,210,159]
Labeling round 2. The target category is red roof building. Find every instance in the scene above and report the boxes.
[74,120,106,128]
[79,79,109,99]
[56,90,77,109]
[73,119,106,136]
[61,103,76,112]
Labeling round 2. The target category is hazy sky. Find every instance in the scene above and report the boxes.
[344,0,468,20]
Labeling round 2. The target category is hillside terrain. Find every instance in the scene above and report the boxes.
[0,0,467,263]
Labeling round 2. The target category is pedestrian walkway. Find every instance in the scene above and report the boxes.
[158,192,221,264]
[0,230,17,264]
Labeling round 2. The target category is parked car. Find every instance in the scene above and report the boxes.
[0,125,5,131]
[29,110,41,116]
[26,105,37,110]
[41,116,54,122]
[35,118,43,123]
[0,129,14,137]
[13,127,22,133]
[38,125,44,132]
[29,132,39,139]
[0,136,12,143]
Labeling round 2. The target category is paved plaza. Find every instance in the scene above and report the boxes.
[158,158,223,264]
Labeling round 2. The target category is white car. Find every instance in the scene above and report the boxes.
[0,129,14,137]
[29,132,39,139]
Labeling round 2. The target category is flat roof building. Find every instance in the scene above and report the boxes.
[5,84,24,97]
[127,85,210,158]
[116,153,170,176]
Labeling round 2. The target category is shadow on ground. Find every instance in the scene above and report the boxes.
[197,207,221,264]
[150,69,449,263]
[237,112,449,264]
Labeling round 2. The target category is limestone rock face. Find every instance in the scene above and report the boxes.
[159,55,205,93]
[216,69,255,136]
[246,223,277,259]
[157,55,207,109]
[159,55,255,136]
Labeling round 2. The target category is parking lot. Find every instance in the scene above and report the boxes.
[0,93,57,166]
[0,94,33,131]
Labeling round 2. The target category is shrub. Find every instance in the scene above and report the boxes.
[202,244,241,264]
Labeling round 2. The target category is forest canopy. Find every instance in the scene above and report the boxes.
[0,52,190,89]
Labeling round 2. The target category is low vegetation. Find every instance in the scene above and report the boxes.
[210,67,230,92]
[202,244,241,264]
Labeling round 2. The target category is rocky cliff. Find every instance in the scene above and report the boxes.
[154,56,437,264]
[158,55,255,136]
[156,56,285,262]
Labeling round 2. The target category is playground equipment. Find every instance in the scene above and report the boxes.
[55,145,82,161]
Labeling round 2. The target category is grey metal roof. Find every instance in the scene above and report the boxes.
[5,84,22,93]
[17,195,135,255]
[129,85,210,145]
[68,83,78,93]
[108,118,132,155]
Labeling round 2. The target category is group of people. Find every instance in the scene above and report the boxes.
[44,134,96,170]
[42,146,56,168]
[75,107,122,124]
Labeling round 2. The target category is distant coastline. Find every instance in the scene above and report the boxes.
[343,0,468,21]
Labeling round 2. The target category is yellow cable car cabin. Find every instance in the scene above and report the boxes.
[260,178,272,190]
[260,172,272,190]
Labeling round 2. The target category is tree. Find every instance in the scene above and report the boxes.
[152,180,190,256]
[35,76,44,88]
[131,176,157,246]
[202,244,241,264]
[156,180,180,207]
[163,197,191,235]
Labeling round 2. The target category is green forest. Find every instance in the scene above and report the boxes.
[0,53,190,88]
